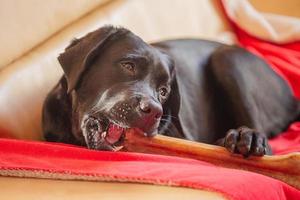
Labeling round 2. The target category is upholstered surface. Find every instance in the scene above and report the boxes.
[0,177,224,200]
[0,0,110,68]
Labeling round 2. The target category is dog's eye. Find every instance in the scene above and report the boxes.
[159,87,169,98]
[120,62,135,75]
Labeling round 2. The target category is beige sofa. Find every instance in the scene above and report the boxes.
[0,0,298,199]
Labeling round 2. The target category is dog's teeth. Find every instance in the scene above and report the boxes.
[101,131,107,138]
[113,146,124,152]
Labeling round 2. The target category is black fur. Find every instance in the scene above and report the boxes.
[42,26,300,156]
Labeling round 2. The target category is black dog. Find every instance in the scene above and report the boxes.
[42,26,300,156]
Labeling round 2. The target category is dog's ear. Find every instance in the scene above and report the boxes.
[58,26,128,93]
[163,58,181,118]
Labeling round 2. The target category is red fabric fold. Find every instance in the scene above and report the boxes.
[234,27,300,100]
[269,122,300,154]
[0,138,299,200]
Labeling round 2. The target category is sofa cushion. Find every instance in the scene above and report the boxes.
[0,0,110,68]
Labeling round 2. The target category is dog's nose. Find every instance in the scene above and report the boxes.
[139,97,163,119]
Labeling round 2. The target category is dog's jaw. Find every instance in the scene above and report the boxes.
[81,115,126,151]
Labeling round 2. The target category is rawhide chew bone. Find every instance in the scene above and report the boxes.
[122,128,300,190]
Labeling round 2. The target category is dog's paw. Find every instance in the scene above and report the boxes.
[217,126,272,157]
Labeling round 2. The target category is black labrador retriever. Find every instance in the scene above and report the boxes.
[42,26,300,157]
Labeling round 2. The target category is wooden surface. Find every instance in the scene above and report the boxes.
[123,129,300,190]
[249,0,300,18]
[0,177,225,200]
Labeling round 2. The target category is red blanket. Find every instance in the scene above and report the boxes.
[0,138,299,200]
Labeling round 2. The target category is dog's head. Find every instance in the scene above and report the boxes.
[58,26,180,150]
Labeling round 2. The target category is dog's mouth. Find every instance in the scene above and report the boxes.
[82,116,127,151]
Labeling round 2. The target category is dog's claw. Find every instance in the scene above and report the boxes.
[220,126,272,157]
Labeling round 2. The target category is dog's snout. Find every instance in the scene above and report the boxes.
[139,97,162,119]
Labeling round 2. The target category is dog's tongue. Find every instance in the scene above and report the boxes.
[106,123,125,144]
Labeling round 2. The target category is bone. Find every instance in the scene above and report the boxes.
[122,128,300,190]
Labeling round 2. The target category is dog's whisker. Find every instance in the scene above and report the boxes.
[159,119,170,122]
[162,114,179,120]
